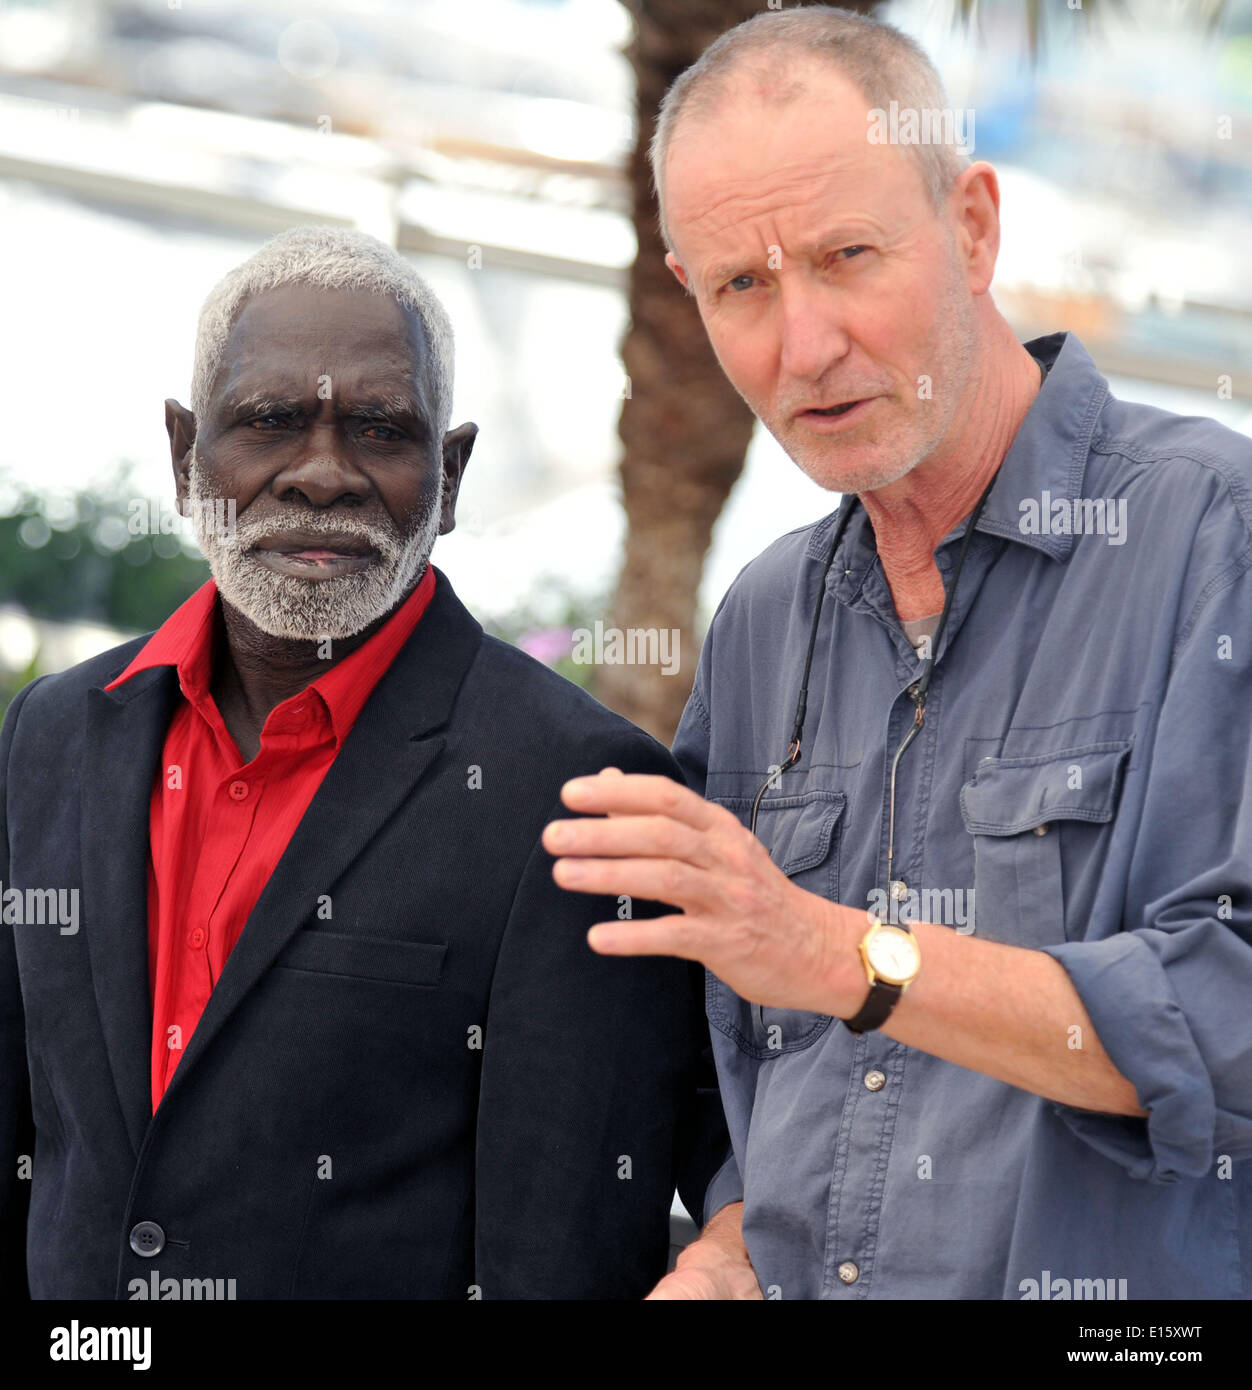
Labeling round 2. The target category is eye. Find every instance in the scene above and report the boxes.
[725,274,757,293]
[361,423,403,440]
[249,414,294,431]
[831,245,868,262]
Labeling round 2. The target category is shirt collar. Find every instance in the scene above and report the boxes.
[807,330,1111,569]
[104,579,218,705]
[105,563,437,748]
[311,563,436,745]
[972,330,1110,561]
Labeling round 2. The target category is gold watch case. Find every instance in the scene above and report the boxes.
[858,915,922,989]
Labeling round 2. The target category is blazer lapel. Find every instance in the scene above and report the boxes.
[82,665,181,1157]
[160,569,484,1109]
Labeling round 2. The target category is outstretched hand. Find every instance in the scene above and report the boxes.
[542,769,864,1016]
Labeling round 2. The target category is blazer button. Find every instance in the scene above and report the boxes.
[129,1221,165,1257]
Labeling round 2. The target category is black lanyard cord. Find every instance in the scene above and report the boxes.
[750,470,999,839]
[881,469,998,889]
[749,498,858,835]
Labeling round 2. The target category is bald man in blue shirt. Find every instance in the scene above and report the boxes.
[544,8,1252,1300]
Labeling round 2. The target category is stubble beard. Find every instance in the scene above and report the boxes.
[756,257,980,498]
[187,451,442,641]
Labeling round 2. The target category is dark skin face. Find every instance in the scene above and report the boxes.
[165,283,477,763]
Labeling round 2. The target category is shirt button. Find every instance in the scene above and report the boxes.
[889,880,908,902]
[188,928,206,949]
[837,1260,859,1284]
[864,1069,887,1092]
[129,1221,165,1257]
[1033,823,1050,836]
[228,781,249,801]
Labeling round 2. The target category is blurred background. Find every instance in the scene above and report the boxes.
[2,0,1250,742]
[1,0,1249,1260]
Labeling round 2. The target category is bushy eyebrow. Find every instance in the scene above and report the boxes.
[222,391,425,425]
[339,395,422,421]
[225,392,304,420]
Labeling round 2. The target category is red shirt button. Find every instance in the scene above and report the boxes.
[228,781,249,800]
[188,928,206,949]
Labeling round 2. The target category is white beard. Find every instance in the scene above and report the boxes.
[187,453,442,640]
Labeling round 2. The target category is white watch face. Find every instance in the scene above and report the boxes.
[866,925,920,984]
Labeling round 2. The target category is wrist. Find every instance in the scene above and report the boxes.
[678,1206,749,1273]
[840,910,923,1035]
[819,898,876,1018]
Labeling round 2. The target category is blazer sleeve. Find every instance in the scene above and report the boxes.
[473,731,727,1299]
[0,679,40,1298]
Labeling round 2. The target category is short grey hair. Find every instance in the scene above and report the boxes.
[650,5,970,251]
[190,225,456,435]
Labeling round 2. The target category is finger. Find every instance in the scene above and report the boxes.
[585,914,697,959]
[560,772,721,829]
[551,855,712,912]
[598,765,628,814]
[542,814,714,868]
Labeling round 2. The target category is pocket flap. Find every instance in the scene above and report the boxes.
[753,790,846,875]
[277,930,446,986]
[960,741,1132,836]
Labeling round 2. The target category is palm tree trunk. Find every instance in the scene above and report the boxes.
[595,0,764,742]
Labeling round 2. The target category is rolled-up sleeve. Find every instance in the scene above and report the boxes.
[1040,553,1252,1182]
[702,1149,746,1223]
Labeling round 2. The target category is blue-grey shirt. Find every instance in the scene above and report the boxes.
[673,332,1252,1300]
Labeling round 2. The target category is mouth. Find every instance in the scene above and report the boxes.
[795,397,875,428]
[251,531,380,578]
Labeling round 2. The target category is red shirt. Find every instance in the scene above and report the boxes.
[105,565,437,1111]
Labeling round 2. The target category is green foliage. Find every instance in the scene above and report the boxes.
[0,463,208,722]
[0,462,208,632]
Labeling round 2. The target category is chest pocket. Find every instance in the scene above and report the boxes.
[706,789,845,1059]
[959,740,1132,948]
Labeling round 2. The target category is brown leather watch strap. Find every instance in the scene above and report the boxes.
[842,980,904,1037]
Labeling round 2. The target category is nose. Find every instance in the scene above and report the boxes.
[776,276,851,384]
[271,427,372,508]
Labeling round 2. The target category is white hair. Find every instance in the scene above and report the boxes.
[190,225,455,435]
[650,5,971,251]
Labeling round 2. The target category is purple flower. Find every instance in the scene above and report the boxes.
[518,627,574,666]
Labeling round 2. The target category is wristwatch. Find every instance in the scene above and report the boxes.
[841,915,921,1036]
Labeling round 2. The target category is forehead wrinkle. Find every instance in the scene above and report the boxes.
[225,302,425,380]
[705,213,896,284]
[674,146,871,224]
[225,350,431,400]
[667,92,920,235]
[675,152,916,272]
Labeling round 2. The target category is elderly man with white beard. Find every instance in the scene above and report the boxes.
[0,226,728,1300]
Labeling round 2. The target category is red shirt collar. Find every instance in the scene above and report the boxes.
[105,564,437,747]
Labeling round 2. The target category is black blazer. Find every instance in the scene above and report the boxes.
[0,569,727,1299]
